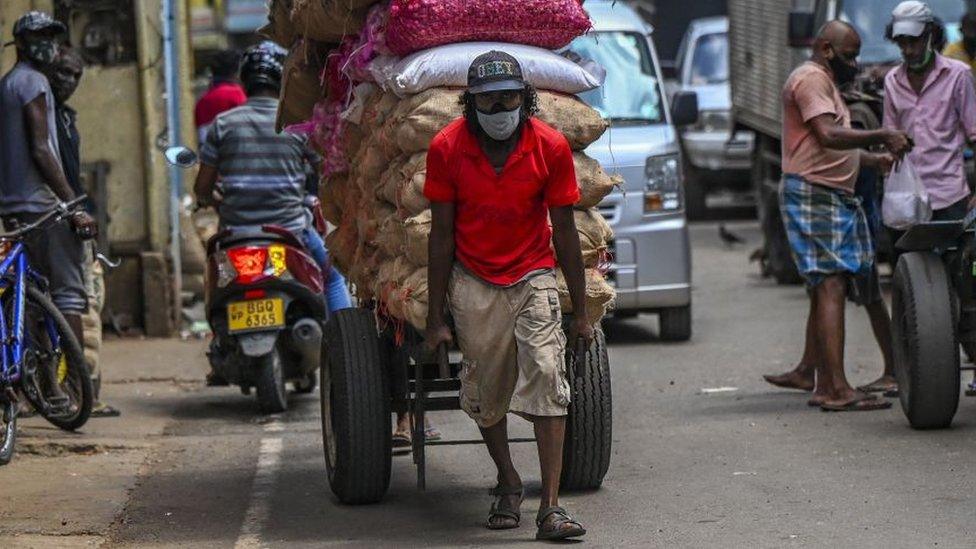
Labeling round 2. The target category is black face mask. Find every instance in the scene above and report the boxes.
[828,47,859,86]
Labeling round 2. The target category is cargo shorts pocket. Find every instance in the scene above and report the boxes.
[458,359,482,418]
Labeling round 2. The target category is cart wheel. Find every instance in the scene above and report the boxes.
[321,308,391,504]
[892,252,960,430]
[561,328,612,490]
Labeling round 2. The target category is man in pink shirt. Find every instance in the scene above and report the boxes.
[884,1,976,391]
[884,2,976,221]
[764,21,911,411]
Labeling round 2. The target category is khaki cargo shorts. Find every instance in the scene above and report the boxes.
[448,266,571,428]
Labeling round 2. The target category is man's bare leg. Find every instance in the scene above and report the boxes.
[858,300,898,392]
[764,296,817,392]
[532,414,584,536]
[480,416,522,529]
[815,275,884,409]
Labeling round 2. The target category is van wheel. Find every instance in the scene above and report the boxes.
[659,305,692,342]
[892,252,960,429]
[683,161,708,221]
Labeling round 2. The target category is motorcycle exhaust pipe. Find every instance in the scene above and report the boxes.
[292,318,323,373]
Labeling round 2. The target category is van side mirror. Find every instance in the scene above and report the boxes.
[164,146,198,169]
[788,10,816,48]
[671,91,699,127]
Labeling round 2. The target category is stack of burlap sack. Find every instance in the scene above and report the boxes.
[269,0,619,331]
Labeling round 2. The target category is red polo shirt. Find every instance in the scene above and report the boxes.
[424,117,580,286]
[194,81,248,128]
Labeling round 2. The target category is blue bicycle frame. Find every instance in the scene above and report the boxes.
[0,241,60,388]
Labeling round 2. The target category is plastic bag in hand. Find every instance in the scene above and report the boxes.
[882,158,932,230]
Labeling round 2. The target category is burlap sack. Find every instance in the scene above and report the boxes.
[326,221,357,274]
[398,153,430,217]
[319,174,346,225]
[276,44,325,131]
[383,88,607,156]
[375,152,429,217]
[556,268,615,325]
[391,88,465,154]
[258,0,297,48]
[290,0,369,43]
[574,152,621,209]
[373,209,430,265]
[536,92,609,150]
[575,208,613,251]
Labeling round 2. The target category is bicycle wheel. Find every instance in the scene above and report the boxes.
[20,285,93,431]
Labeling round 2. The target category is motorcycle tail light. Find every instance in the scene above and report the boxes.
[227,247,269,285]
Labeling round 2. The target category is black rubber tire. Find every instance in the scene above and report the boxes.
[0,400,16,466]
[561,329,612,490]
[22,285,93,431]
[293,371,318,394]
[892,252,960,430]
[659,304,692,342]
[683,160,708,221]
[752,136,802,285]
[321,308,391,504]
[254,349,288,414]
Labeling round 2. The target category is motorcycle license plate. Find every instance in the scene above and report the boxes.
[227,298,285,332]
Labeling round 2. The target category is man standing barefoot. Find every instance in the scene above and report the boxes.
[766,21,911,411]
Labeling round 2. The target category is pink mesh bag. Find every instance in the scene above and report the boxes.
[385,0,591,56]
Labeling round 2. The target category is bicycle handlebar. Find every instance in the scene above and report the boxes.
[0,195,90,240]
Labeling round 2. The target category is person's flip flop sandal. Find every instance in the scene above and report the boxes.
[487,484,523,530]
[820,393,892,412]
[392,431,411,455]
[856,381,898,394]
[535,506,586,540]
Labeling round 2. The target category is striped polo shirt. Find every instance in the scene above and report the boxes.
[200,96,315,235]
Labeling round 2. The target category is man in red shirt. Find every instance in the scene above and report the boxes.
[424,51,592,541]
[194,49,247,144]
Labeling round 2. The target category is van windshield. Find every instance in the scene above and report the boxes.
[688,32,729,85]
[840,0,965,64]
[568,31,664,124]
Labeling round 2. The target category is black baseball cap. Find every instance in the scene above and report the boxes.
[467,51,526,95]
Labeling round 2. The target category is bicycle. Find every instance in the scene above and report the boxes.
[0,196,95,465]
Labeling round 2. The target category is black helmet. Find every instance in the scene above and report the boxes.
[240,41,287,93]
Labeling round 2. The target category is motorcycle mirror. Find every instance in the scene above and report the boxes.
[164,146,199,169]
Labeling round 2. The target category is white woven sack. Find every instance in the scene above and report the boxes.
[370,41,606,98]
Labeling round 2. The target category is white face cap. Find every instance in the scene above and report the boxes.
[891,0,934,38]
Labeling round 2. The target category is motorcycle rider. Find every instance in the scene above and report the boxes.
[194,42,352,378]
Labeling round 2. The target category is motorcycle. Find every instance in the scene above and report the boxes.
[165,146,329,413]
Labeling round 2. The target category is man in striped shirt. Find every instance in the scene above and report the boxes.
[194,42,351,314]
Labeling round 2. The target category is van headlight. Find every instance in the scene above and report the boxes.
[644,154,682,213]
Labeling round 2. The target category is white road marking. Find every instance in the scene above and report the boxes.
[235,420,284,549]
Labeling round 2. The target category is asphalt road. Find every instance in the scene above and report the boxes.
[4,221,976,548]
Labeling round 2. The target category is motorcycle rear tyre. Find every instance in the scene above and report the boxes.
[254,348,288,414]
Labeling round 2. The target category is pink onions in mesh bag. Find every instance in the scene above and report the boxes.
[386,0,591,56]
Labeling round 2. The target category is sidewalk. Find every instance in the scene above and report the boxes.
[0,336,208,548]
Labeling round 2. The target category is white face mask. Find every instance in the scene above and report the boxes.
[476,107,522,141]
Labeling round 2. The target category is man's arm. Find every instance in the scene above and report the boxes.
[809,114,911,156]
[550,205,593,345]
[24,94,74,202]
[193,164,220,207]
[424,201,455,350]
[860,151,895,175]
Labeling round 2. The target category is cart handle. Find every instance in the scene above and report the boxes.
[437,342,450,380]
